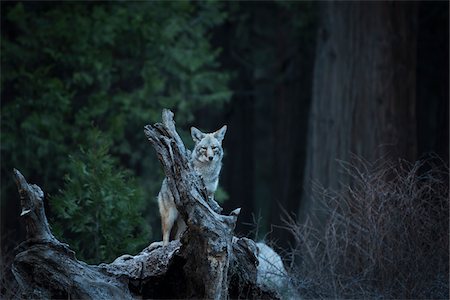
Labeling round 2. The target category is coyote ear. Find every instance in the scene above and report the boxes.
[191,127,205,143]
[213,125,227,142]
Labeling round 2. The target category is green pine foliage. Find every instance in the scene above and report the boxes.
[51,131,149,263]
[2,2,231,262]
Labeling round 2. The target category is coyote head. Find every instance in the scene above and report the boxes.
[191,125,227,163]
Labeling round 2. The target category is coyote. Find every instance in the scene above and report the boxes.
[158,125,227,245]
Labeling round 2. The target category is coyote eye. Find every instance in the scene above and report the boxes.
[212,146,217,150]
[200,147,207,151]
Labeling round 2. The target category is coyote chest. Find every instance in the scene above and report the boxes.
[193,162,221,194]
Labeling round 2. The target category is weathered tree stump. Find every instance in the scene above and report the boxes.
[11,110,279,299]
[12,169,133,299]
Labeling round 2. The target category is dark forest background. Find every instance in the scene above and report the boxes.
[1,1,449,297]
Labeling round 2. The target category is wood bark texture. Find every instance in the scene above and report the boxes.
[11,110,279,299]
[301,2,418,219]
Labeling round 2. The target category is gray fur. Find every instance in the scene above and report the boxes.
[158,125,227,245]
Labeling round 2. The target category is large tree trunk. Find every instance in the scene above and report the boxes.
[11,110,279,300]
[301,2,418,219]
[268,5,314,248]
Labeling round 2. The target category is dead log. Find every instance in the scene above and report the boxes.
[11,169,133,299]
[10,110,279,299]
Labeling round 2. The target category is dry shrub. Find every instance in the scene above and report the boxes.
[286,156,449,299]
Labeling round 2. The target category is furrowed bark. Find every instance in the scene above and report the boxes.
[144,109,240,299]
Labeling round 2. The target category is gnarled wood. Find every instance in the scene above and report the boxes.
[12,169,133,300]
[144,109,240,299]
[13,169,56,242]
[11,110,280,299]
